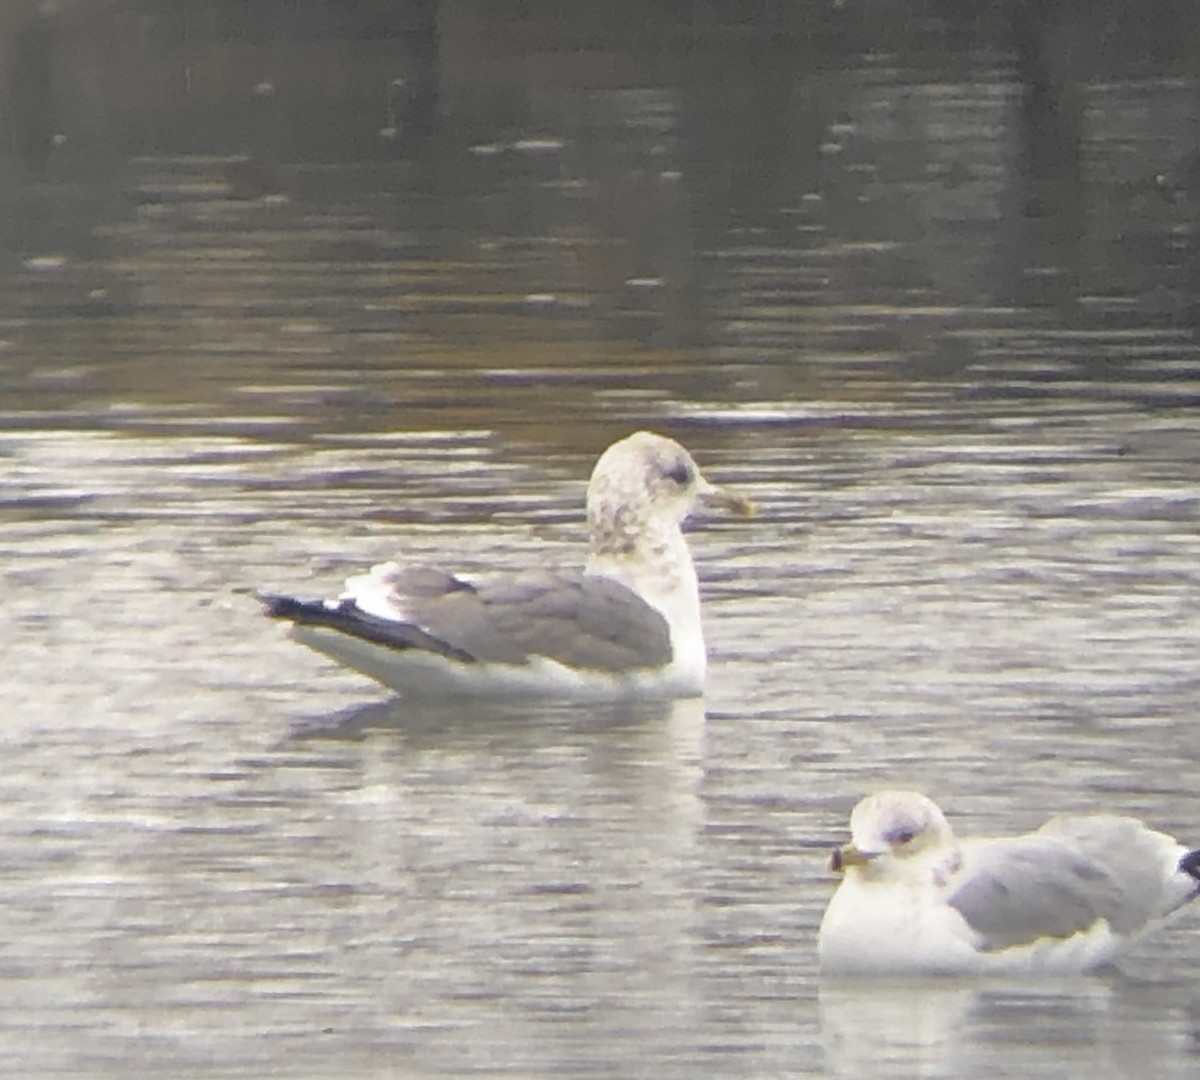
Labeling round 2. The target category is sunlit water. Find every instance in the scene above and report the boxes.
[2,29,1200,1079]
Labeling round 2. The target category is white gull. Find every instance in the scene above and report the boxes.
[260,431,752,700]
[818,790,1200,976]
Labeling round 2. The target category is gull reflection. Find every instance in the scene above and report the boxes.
[820,975,1199,1079]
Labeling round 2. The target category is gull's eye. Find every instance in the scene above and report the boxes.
[665,460,694,486]
[886,826,918,846]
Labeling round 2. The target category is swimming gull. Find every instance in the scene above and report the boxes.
[818,790,1200,976]
[260,430,753,700]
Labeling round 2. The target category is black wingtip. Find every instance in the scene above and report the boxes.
[256,592,317,620]
[1179,848,1200,883]
[256,591,477,663]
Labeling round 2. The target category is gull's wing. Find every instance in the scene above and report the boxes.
[265,564,673,673]
[948,817,1198,951]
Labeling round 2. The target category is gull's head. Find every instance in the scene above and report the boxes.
[586,431,752,552]
[830,790,956,877]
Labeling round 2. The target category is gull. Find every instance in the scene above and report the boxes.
[818,790,1200,976]
[260,431,752,700]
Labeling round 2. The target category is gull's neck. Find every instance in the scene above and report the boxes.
[587,514,706,683]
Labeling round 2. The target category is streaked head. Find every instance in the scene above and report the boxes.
[830,790,956,874]
[587,431,753,545]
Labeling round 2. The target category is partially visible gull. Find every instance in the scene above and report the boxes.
[818,790,1200,976]
[260,431,753,700]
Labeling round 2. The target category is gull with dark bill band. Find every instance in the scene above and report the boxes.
[818,790,1200,976]
[260,431,753,701]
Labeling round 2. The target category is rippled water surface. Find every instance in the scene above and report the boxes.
[3,12,1200,1078]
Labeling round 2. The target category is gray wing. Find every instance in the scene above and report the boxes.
[269,566,674,672]
[416,567,673,671]
[949,817,1188,949]
[1033,815,1193,930]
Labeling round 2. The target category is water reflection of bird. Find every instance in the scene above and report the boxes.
[819,977,1121,1078]
[260,432,752,701]
[819,790,1200,975]
[223,157,284,200]
[223,78,284,199]
[379,77,409,141]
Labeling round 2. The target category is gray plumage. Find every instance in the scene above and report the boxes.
[263,565,672,672]
[950,816,1197,949]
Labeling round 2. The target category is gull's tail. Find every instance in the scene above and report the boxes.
[257,593,474,662]
[1162,846,1200,922]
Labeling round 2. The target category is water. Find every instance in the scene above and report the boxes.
[3,8,1200,1077]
